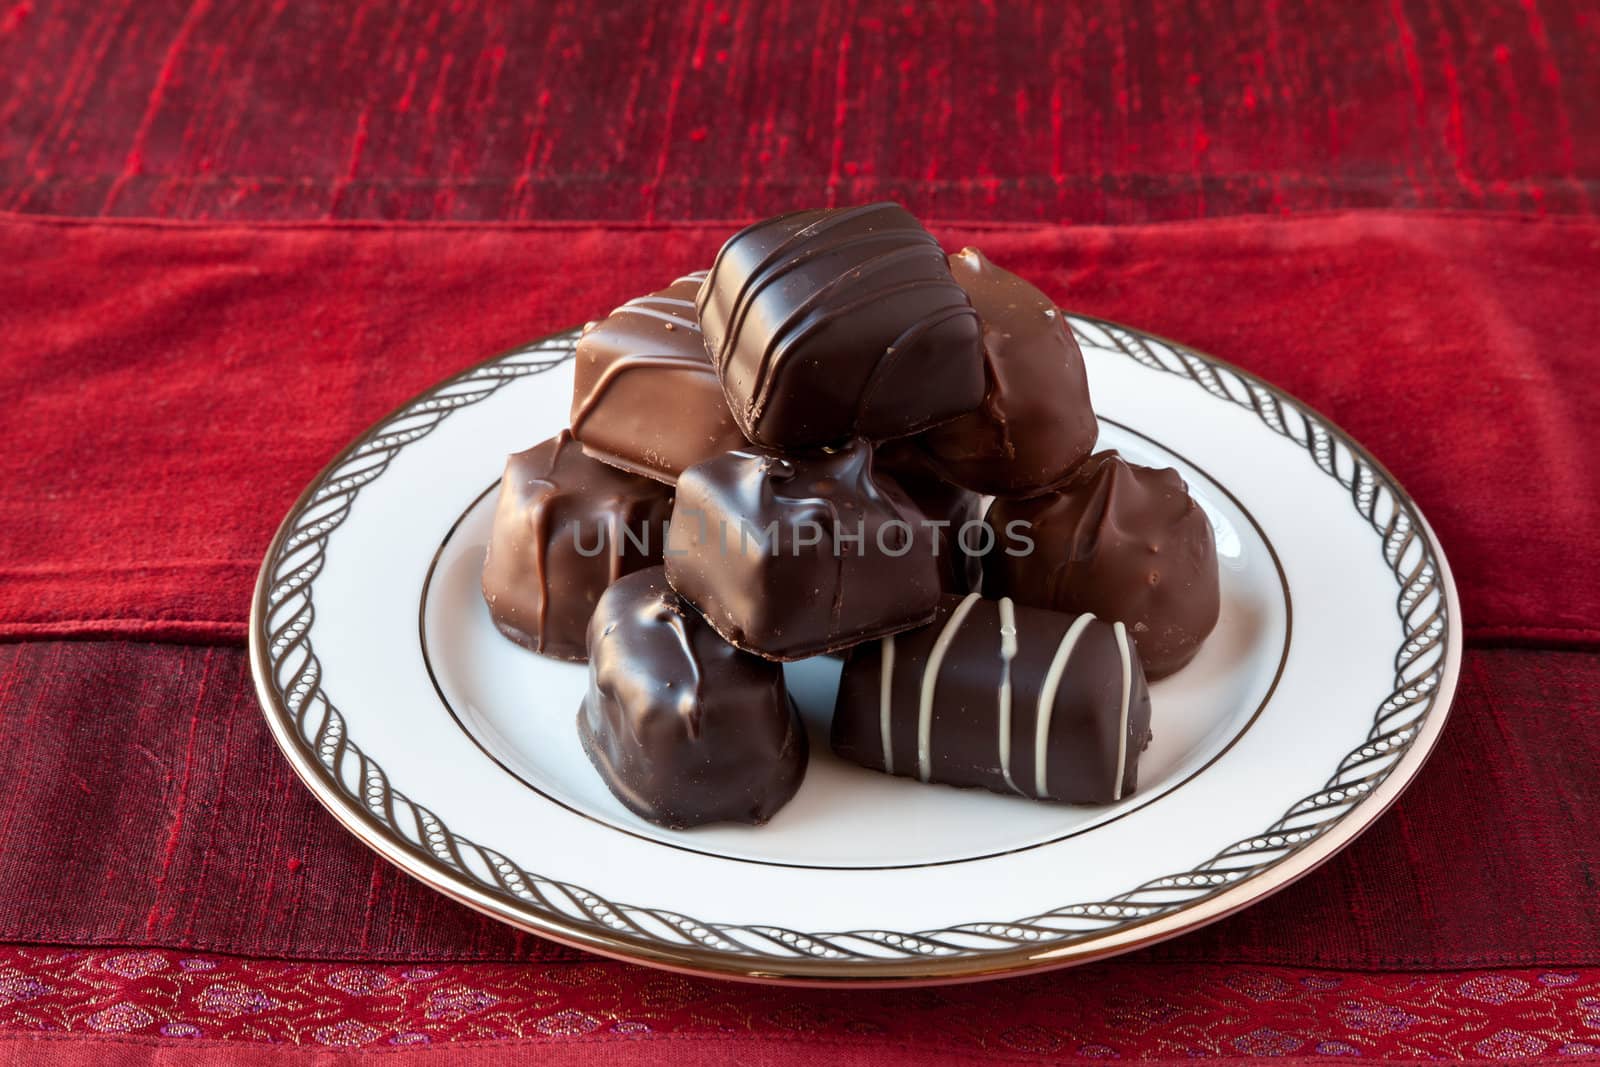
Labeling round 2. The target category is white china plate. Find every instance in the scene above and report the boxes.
[251,315,1460,985]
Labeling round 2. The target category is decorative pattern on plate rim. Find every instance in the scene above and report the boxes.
[250,316,1452,976]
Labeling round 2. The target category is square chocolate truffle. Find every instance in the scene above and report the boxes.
[663,439,942,661]
[481,430,675,661]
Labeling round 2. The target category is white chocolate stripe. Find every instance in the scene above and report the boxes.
[917,593,981,782]
[1034,612,1094,798]
[879,634,896,775]
[1112,620,1132,802]
[995,597,1022,794]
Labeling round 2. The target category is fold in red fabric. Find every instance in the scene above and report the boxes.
[0,211,1596,647]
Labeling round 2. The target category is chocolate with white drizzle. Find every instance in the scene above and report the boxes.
[831,593,1153,804]
[578,567,807,829]
[570,271,750,484]
[697,203,985,448]
[481,431,674,662]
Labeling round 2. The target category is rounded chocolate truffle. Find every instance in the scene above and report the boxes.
[663,439,942,661]
[983,451,1220,679]
[481,431,674,661]
[578,567,807,829]
[918,247,1098,496]
[697,203,985,448]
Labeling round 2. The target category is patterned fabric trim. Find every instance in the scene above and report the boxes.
[2,948,1598,1058]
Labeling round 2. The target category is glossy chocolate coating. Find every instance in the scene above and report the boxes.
[832,594,1152,804]
[919,247,1099,496]
[984,451,1220,678]
[874,438,983,594]
[571,272,750,484]
[697,203,985,448]
[481,431,674,661]
[664,439,942,661]
[577,567,807,829]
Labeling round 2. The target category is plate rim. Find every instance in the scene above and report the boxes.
[249,315,1462,986]
[416,412,1294,872]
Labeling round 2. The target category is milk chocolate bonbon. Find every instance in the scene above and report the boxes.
[570,272,749,484]
[919,247,1099,496]
[984,451,1220,678]
[481,431,674,662]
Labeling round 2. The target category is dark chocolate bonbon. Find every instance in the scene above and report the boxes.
[578,567,807,829]
[874,438,983,594]
[832,593,1152,804]
[697,203,984,448]
[663,439,942,661]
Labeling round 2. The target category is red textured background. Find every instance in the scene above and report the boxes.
[3,0,1597,223]
[2,211,1596,646]
[2,0,1599,1061]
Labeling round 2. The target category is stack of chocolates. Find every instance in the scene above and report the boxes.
[481,203,1220,830]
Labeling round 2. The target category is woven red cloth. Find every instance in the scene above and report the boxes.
[4,0,1600,1061]
[1,0,1596,222]
[0,641,1596,968]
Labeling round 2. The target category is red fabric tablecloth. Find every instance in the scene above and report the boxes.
[2,1,1598,1062]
